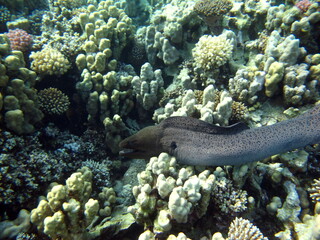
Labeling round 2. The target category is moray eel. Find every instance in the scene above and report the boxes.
[119,105,320,166]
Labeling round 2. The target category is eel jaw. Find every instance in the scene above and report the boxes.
[119,148,134,155]
[119,147,149,158]
[119,139,148,158]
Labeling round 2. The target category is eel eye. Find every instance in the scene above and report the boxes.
[170,141,177,150]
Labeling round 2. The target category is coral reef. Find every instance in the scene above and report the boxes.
[75,0,135,152]
[0,126,113,218]
[138,217,268,240]
[1,0,320,239]
[128,152,248,236]
[295,0,312,13]
[137,0,203,76]
[228,68,265,105]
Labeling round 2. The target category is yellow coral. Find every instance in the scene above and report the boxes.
[30,48,70,75]
[192,34,233,70]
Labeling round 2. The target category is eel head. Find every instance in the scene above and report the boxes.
[119,125,162,159]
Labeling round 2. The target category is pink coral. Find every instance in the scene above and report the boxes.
[295,0,312,13]
[6,29,33,52]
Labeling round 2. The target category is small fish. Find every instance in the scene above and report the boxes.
[119,105,320,166]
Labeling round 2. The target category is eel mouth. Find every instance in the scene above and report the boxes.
[119,148,135,156]
[119,148,147,158]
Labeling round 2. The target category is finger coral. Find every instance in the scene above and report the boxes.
[192,34,233,71]
[30,48,70,75]
[30,167,100,240]
[38,88,70,115]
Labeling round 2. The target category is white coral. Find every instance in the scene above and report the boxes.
[192,34,233,70]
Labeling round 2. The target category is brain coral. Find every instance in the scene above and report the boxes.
[30,48,70,75]
[38,88,70,115]
[192,34,233,70]
[6,29,33,52]
[194,0,233,17]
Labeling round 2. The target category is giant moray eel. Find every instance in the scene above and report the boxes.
[119,105,320,166]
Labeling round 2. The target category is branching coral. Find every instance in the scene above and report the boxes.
[227,217,268,240]
[38,88,70,115]
[212,177,248,214]
[192,34,233,71]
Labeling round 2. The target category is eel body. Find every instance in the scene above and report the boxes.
[119,105,320,166]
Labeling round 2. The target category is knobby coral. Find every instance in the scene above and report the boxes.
[5,29,33,52]
[30,48,70,75]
